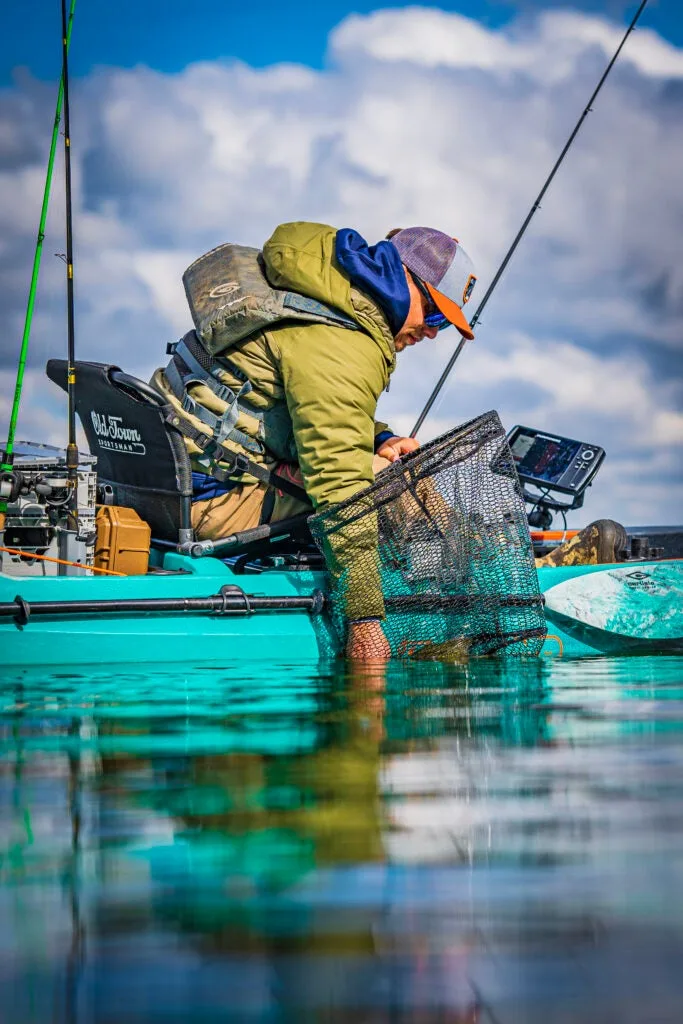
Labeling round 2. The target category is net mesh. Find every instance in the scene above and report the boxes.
[309,411,546,659]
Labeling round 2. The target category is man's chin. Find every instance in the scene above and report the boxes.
[395,335,419,351]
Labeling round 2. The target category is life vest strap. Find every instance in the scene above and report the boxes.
[165,411,308,504]
[282,291,358,329]
[164,356,264,455]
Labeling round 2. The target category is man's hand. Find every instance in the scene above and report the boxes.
[376,435,420,463]
[346,620,391,661]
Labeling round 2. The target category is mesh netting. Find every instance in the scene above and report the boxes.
[309,411,546,660]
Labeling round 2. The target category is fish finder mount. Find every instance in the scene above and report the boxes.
[507,425,606,531]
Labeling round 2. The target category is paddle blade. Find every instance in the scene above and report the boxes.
[543,562,683,642]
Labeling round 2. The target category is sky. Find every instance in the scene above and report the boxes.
[1,0,682,525]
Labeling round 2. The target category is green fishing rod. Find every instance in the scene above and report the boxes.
[411,0,649,438]
[0,0,77,514]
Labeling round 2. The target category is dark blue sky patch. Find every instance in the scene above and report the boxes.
[3,0,682,87]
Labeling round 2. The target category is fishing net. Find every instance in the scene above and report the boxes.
[309,411,546,659]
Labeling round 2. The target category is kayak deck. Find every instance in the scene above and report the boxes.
[2,552,680,667]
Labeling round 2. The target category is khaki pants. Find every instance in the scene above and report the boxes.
[191,456,392,541]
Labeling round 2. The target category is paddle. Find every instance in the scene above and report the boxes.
[543,562,683,642]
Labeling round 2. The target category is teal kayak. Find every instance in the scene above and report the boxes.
[1,554,680,667]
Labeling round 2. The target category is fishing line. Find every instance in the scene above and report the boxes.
[411,0,649,438]
[60,0,81,518]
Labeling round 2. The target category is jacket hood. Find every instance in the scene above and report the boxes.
[262,222,396,369]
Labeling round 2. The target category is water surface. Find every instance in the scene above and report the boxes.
[2,654,683,1022]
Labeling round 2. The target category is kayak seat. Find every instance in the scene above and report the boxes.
[46,359,193,544]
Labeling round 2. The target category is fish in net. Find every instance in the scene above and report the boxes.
[309,410,546,659]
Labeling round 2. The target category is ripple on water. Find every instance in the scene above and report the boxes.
[2,654,683,1022]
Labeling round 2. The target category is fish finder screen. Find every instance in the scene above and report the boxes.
[508,426,604,495]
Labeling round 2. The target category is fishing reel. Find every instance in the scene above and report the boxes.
[0,468,73,508]
[0,469,23,503]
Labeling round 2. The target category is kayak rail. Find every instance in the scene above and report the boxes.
[0,587,543,627]
[1,585,326,626]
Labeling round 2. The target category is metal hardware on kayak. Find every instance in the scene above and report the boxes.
[0,441,98,577]
[0,584,326,626]
[185,512,312,558]
[412,0,650,437]
[628,535,665,561]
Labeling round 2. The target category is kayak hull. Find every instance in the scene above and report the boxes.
[0,555,679,667]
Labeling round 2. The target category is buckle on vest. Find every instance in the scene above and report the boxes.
[206,446,247,478]
[233,453,250,475]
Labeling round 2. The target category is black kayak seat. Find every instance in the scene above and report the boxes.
[46,359,193,544]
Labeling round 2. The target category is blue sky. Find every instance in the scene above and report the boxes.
[1,1,682,525]
[1,0,679,83]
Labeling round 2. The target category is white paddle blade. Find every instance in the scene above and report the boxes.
[543,562,683,642]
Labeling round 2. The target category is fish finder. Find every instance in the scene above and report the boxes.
[507,425,605,529]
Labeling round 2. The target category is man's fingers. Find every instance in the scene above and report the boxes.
[377,444,399,462]
[399,437,420,453]
[377,436,419,463]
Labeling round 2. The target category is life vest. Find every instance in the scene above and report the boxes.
[183,242,358,355]
[157,244,358,497]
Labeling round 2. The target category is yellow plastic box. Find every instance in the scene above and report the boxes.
[94,506,151,575]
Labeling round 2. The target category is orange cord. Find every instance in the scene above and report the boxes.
[0,545,125,577]
[530,530,580,541]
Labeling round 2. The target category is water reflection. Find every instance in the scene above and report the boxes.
[2,656,683,1021]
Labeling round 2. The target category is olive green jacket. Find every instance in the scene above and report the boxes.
[154,222,398,620]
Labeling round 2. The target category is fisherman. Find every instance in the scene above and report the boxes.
[153,221,626,661]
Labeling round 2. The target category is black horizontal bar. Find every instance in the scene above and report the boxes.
[0,586,326,624]
[201,512,312,557]
[0,588,542,627]
[385,594,543,610]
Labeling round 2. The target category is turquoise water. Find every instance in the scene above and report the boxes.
[2,654,683,1022]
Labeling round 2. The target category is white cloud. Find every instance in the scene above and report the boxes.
[331,7,683,81]
[1,6,681,526]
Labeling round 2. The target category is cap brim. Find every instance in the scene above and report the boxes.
[425,282,475,340]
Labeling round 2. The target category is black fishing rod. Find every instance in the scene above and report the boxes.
[61,0,80,516]
[411,0,649,438]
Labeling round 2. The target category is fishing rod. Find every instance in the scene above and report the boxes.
[61,0,80,520]
[0,0,77,516]
[411,0,649,438]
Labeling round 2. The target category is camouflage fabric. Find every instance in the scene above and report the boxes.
[183,243,357,356]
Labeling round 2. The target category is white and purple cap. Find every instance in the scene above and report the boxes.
[389,227,477,339]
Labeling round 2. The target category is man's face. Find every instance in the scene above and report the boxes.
[394,268,442,352]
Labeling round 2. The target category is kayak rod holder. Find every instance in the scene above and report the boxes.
[2,585,326,626]
[181,512,313,559]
